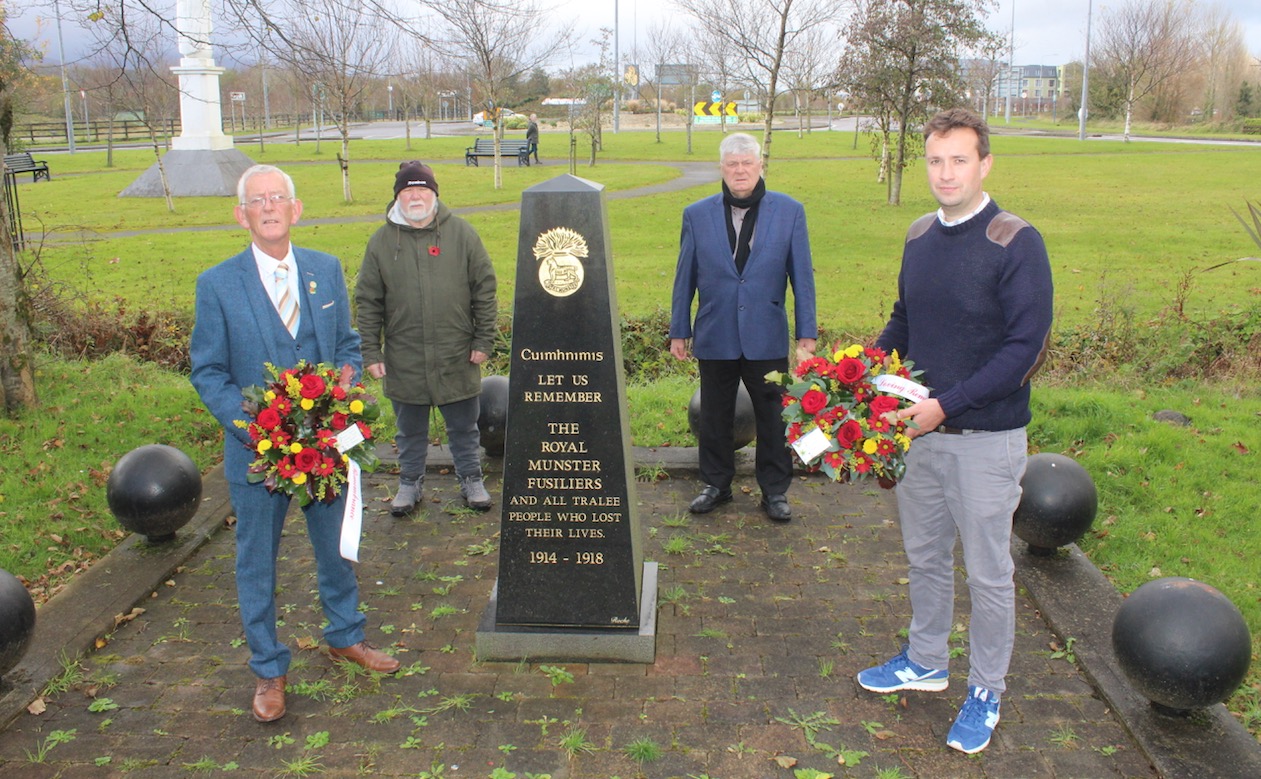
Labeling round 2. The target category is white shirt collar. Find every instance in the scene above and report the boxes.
[938,193,991,227]
[251,243,298,307]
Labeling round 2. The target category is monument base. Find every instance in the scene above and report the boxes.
[120,148,255,198]
[475,562,658,663]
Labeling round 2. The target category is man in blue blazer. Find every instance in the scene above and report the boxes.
[190,165,400,723]
[669,133,817,522]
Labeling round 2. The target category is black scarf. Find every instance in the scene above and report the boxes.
[723,177,766,274]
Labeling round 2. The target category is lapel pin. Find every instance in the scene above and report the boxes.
[309,280,318,295]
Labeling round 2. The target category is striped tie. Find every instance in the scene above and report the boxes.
[274,262,298,337]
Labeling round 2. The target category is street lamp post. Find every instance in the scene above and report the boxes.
[613,0,620,133]
[81,89,89,143]
[53,0,76,153]
[1021,90,1028,118]
[1005,0,1016,124]
[388,83,394,117]
[1079,0,1093,141]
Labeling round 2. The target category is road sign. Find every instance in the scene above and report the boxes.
[624,64,639,87]
[657,63,692,86]
[710,90,722,102]
[693,101,738,117]
[230,91,246,102]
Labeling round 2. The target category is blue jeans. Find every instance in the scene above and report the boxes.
[895,428,1027,694]
[228,481,366,679]
[393,396,484,482]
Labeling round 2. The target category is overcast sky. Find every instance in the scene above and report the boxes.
[10,0,1261,74]
[573,0,1261,72]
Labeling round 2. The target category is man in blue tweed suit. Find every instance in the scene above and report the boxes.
[669,133,818,523]
[190,165,400,723]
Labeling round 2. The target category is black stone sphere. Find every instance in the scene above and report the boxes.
[0,569,36,677]
[1012,453,1097,555]
[688,384,756,450]
[106,444,202,543]
[1112,577,1252,714]
[478,375,510,457]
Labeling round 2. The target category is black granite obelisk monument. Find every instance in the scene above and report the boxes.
[475,175,657,663]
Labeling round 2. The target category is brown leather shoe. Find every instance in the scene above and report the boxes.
[328,641,401,674]
[252,675,286,722]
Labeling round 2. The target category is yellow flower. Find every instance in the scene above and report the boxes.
[349,399,365,414]
[265,390,276,402]
[888,350,904,373]
[862,438,879,455]
[842,344,864,359]
[285,375,302,398]
[257,440,272,453]
[895,433,912,451]
[300,398,315,410]
[293,472,307,485]
[291,442,304,454]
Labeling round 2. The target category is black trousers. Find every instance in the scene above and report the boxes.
[697,356,792,496]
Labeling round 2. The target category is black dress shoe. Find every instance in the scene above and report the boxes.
[689,485,733,514]
[761,493,792,523]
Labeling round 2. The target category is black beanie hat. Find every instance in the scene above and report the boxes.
[394,161,439,198]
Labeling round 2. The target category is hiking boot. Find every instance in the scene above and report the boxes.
[391,477,422,516]
[460,475,492,511]
[947,685,1002,754]
[856,645,949,693]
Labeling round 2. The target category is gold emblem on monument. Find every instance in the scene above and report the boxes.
[533,227,587,297]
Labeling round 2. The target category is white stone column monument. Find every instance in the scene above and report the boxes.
[121,0,253,197]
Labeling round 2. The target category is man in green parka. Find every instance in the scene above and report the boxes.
[356,161,499,515]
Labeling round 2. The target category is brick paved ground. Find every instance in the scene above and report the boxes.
[0,463,1159,778]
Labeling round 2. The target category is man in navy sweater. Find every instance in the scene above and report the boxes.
[855,108,1053,754]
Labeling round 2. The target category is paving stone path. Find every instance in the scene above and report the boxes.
[0,459,1161,778]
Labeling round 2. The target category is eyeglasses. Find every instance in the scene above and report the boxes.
[241,194,293,209]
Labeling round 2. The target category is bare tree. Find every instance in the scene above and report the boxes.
[1197,6,1248,123]
[1094,0,1199,141]
[427,0,572,189]
[836,0,996,205]
[675,0,840,170]
[563,28,616,166]
[74,0,181,210]
[248,0,394,201]
[781,25,831,138]
[961,34,1007,118]
[633,21,688,144]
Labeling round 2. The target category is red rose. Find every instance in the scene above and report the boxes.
[299,373,327,399]
[800,388,829,415]
[295,448,322,472]
[869,395,900,416]
[331,412,349,430]
[836,358,868,385]
[256,407,282,430]
[330,385,347,401]
[836,419,863,449]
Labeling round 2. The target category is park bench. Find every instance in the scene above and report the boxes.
[465,138,531,167]
[3,152,51,182]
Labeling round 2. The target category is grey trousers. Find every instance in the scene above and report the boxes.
[895,428,1027,694]
[393,396,483,483]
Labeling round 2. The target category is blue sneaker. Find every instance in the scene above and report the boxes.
[947,685,1002,754]
[856,645,948,693]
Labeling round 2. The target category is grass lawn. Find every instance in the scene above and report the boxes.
[4,126,1261,732]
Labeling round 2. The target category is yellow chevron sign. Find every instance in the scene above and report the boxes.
[693,101,738,117]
